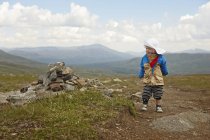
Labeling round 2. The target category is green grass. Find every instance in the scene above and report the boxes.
[1,73,209,139]
[165,74,210,90]
[0,74,135,139]
[0,74,37,92]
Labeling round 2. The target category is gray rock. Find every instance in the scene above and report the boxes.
[113,78,122,82]
[65,84,75,91]
[151,111,210,132]
[131,92,142,102]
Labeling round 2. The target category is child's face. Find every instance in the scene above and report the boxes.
[145,46,156,55]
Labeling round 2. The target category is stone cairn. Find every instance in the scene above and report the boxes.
[4,62,110,105]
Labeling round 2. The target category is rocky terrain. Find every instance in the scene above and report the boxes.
[97,86,210,140]
[0,74,210,139]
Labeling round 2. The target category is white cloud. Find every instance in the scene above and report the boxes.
[0,2,210,52]
[0,2,99,47]
[0,2,98,27]
[106,20,119,29]
[180,14,194,21]
[67,3,98,27]
[167,1,210,50]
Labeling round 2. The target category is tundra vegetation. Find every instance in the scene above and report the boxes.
[0,74,210,139]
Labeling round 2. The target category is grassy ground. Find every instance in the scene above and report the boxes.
[0,74,135,139]
[0,74,37,92]
[1,74,210,139]
[165,74,210,91]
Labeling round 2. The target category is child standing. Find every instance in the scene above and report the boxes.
[139,38,168,113]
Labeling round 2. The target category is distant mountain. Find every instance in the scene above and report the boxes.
[2,48,210,75]
[165,53,210,74]
[0,49,47,74]
[8,44,134,65]
[126,51,145,57]
[127,48,210,56]
[79,53,210,75]
[178,48,210,54]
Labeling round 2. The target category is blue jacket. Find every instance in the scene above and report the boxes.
[139,54,168,85]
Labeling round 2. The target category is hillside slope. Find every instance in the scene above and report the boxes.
[0,50,47,74]
[80,53,210,75]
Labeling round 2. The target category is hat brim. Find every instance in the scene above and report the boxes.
[144,39,166,54]
[155,47,166,54]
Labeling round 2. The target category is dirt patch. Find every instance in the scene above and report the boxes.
[96,108,139,140]
[96,86,210,140]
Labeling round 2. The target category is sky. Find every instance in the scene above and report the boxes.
[0,0,210,52]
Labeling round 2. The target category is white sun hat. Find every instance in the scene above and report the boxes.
[144,38,166,54]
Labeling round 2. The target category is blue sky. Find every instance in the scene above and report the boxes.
[0,0,210,52]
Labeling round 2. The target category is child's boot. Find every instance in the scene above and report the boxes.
[141,104,148,111]
[156,105,163,113]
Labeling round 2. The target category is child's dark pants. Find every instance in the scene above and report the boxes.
[142,85,163,104]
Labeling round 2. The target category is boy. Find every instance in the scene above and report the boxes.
[139,38,168,113]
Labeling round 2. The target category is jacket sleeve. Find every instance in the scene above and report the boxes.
[139,57,144,78]
[160,56,168,76]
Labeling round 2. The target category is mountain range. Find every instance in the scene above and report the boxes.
[81,53,210,75]
[118,48,210,57]
[8,44,134,65]
[1,44,210,75]
[177,48,210,54]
